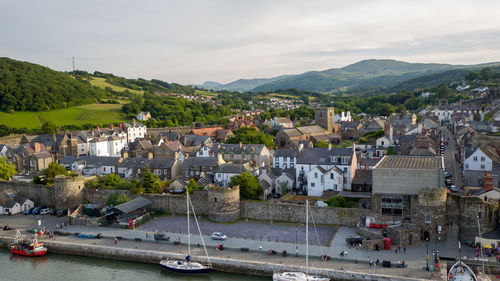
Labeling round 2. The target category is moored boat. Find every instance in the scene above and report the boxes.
[448,261,477,281]
[9,230,47,257]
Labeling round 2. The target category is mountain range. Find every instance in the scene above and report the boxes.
[199,59,500,93]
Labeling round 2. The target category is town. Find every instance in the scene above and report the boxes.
[1,77,500,280]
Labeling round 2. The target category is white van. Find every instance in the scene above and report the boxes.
[40,208,51,215]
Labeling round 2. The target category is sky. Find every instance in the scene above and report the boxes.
[1,0,499,85]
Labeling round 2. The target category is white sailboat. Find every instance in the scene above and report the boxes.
[273,200,329,281]
[160,192,212,274]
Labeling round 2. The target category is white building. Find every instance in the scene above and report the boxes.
[273,149,297,169]
[334,111,352,122]
[123,120,147,143]
[463,145,500,187]
[214,163,256,187]
[306,166,343,196]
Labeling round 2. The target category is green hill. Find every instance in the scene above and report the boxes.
[207,59,500,93]
[0,57,109,112]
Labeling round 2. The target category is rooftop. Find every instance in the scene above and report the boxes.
[374,155,443,170]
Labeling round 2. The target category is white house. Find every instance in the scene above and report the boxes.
[214,163,256,187]
[273,149,297,169]
[1,201,20,215]
[89,137,109,156]
[463,145,500,187]
[306,166,343,196]
[296,144,357,195]
[376,136,393,148]
[123,120,147,143]
[79,156,121,176]
[107,136,127,157]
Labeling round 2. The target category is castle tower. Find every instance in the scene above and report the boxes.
[53,175,84,210]
[315,107,335,132]
[208,186,240,222]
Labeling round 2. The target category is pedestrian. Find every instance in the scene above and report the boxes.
[404,246,406,253]
[114,237,117,245]
[436,262,440,271]
[397,244,401,252]
[146,232,149,239]
[369,259,373,267]
[395,247,397,254]
[376,259,380,265]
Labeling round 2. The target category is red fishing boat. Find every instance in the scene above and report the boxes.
[10,230,47,257]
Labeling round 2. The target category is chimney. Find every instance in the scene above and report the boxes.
[133,119,136,127]
[119,123,123,129]
[484,171,494,192]
[34,142,41,152]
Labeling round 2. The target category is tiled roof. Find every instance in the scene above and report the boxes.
[374,155,443,170]
[191,127,224,137]
[183,157,219,168]
[296,125,325,134]
[80,156,121,167]
[148,158,175,169]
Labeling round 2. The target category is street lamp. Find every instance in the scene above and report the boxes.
[296,225,298,257]
[426,237,429,271]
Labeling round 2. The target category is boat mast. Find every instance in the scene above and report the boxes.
[477,215,485,274]
[306,199,309,277]
[187,192,190,257]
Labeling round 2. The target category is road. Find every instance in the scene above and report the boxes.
[440,126,463,193]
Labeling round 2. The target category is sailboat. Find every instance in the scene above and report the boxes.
[273,200,329,281]
[448,242,477,281]
[160,192,212,274]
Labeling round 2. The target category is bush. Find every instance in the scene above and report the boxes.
[325,196,360,208]
[107,193,131,206]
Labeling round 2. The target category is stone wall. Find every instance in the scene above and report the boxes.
[53,175,85,210]
[208,186,240,222]
[446,193,499,243]
[0,180,55,207]
[241,201,370,226]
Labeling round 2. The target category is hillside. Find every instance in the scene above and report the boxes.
[203,59,500,93]
[0,57,107,112]
[200,76,288,92]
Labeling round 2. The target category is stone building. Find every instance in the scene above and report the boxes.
[208,185,240,222]
[53,175,85,210]
[315,107,335,132]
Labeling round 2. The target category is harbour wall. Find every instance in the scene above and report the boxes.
[0,236,426,281]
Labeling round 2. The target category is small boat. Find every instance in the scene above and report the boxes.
[160,192,211,274]
[448,261,477,281]
[9,230,47,257]
[273,200,329,281]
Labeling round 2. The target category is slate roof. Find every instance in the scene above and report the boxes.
[352,170,372,185]
[118,158,149,168]
[61,155,77,165]
[183,134,212,146]
[479,145,500,163]
[148,158,175,169]
[274,149,297,157]
[215,163,254,174]
[296,125,326,134]
[159,132,181,142]
[281,128,302,137]
[374,155,443,170]
[296,147,354,165]
[212,143,266,155]
[183,157,219,168]
[79,156,121,167]
[115,197,151,214]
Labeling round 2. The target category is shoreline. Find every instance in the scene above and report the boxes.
[0,232,430,281]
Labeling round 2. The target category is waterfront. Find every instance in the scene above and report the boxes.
[0,249,266,281]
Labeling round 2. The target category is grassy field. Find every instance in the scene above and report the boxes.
[87,77,144,95]
[0,104,127,128]
[194,89,218,96]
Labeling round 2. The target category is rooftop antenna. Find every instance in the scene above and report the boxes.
[72,56,75,72]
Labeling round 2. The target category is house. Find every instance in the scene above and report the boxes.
[227,116,258,131]
[191,127,233,143]
[122,120,147,143]
[123,140,153,159]
[12,142,53,174]
[183,156,221,180]
[0,190,34,215]
[361,118,385,135]
[181,135,213,147]
[276,125,336,148]
[136,112,151,121]
[334,111,352,123]
[463,144,500,187]
[341,121,363,140]
[214,163,256,187]
[148,157,179,181]
[154,140,184,158]
[305,166,344,196]
[295,144,357,194]
[117,158,150,179]
[0,144,8,157]
[264,117,294,130]
[273,148,297,169]
[372,155,444,217]
[211,143,273,167]
[78,156,121,176]
[351,169,372,192]
[60,155,77,170]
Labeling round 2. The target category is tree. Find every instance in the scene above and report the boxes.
[228,172,262,200]
[0,156,16,180]
[435,84,452,99]
[314,140,329,148]
[40,162,67,185]
[465,71,481,82]
[106,193,131,206]
[376,103,395,116]
[481,67,493,81]
[40,121,58,134]
[187,178,198,194]
[102,173,124,187]
[142,166,161,194]
[226,127,274,148]
[386,146,397,155]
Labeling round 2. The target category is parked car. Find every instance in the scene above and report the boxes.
[445,179,452,186]
[50,209,57,215]
[23,208,34,215]
[56,209,67,217]
[449,185,457,192]
[154,232,170,241]
[32,205,46,215]
[40,208,52,215]
[346,236,364,246]
[444,172,452,178]
[211,232,227,240]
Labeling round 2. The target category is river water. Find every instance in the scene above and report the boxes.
[0,249,267,281]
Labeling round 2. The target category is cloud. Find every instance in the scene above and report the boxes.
[0,0,499,84]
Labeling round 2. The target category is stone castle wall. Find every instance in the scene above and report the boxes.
[0,180,55,207]
[208,186,240,222]
[53,175,85,210]
[241,201,370,226]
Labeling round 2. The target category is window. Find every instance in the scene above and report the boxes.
[30,160,35,166]
[320,175,324,183]
[465,164,469,169]
[381,196,403,216]
[290,157,294,162]
[381,141,385,146]
[311,183,315,187]
[331,156,337,163]
[481,164,485,169]
[473,156,478,161]
[315,172,318,178]
[218,174,221,178]
[481,156,485,161]
[275,156,279,163]
[341,157,348,164]
[343,167,347,173]
[330,173,334,179]
[275,163,279,168]
[283,163,287,169]
[290,163,294,168]
[425,212,431,224]
[343,177,347,184]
